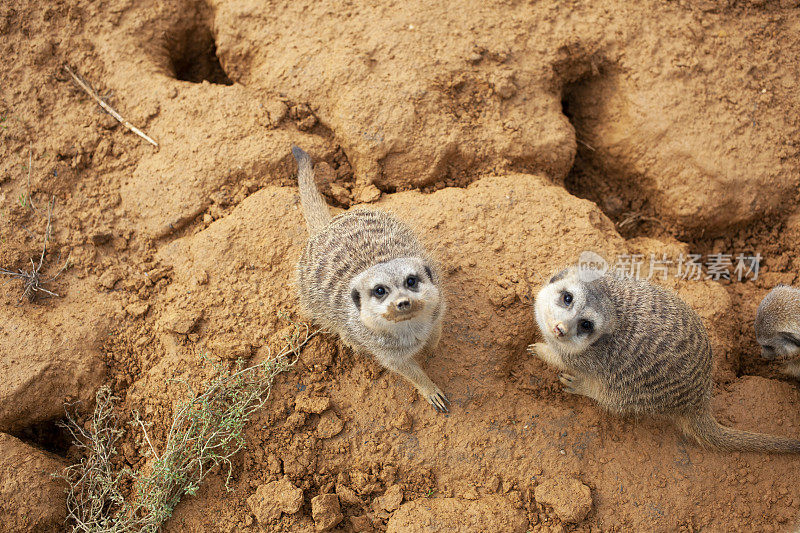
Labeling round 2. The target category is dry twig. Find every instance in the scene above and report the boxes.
[64,65,159,148]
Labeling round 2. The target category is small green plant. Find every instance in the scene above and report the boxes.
[57,322,316,533]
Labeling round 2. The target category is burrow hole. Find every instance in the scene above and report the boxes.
[561,71,664,239]
[166,23,233,85]
[16,418,74,457]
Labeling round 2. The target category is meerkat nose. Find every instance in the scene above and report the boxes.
[396,298,411,311]
[553,322,567,337]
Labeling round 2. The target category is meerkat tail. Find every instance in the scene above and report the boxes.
[677,412,800,454]
[291,146,332,234]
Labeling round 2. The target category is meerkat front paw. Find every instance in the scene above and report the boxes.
[528,342,567,370]
[527,342,545,356]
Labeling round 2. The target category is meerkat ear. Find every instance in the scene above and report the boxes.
[424,266,434,282]
[351,289,361,310]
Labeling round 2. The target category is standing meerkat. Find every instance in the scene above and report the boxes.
[291,146,449,412]
[530,266,800,453]
[755,285,800,379]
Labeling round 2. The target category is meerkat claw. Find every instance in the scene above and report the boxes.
[558,372,578,394]
[428,391,449,413]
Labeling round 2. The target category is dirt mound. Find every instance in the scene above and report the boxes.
[1,0,800,531]
[0,433,67,533]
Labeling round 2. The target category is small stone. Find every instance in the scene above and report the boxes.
[246,476,304,524]
[312,493,343,532]
[463,485,479,500]
[298,114,318,131]
[163,308,202,334]
[295,394,332,414]
[98,268,122,290]
[534,478,592,523]
[380,485,404,512]
[329,183,351,205]
[207,335,253,361]
[286,411,307,429]
[125,301,149,318]
[357,184,381,204]
[91,231,112,245]
[392,410,413,431]
[336,483,364,506]
[194,270,209,286]
[317,410,344,438]
[145,266,171,284]
[289,103,313,120]
[265,100,288,127]
[350,514,375,532]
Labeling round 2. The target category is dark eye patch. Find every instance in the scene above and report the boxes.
[780,332,800,347]
[351,289,361,310]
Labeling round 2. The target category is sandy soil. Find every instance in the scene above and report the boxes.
[2,0,800,531]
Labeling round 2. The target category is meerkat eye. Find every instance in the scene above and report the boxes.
[406,276,418,288]
[373,285,387,297]
[780,332,800,347]
[562,292,573,306]
[579,319,594,334]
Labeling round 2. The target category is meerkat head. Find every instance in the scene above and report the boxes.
[349,257,441,335]
[534,267,616,355]
[755,285,800,361]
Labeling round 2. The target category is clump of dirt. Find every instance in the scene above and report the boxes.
[2,0,800,531]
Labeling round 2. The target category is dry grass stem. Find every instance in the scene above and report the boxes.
[64,65,159,148]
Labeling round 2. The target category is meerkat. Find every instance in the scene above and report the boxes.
[291,146,449,412]
[756,285,800,379]
[529,266,800,453]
